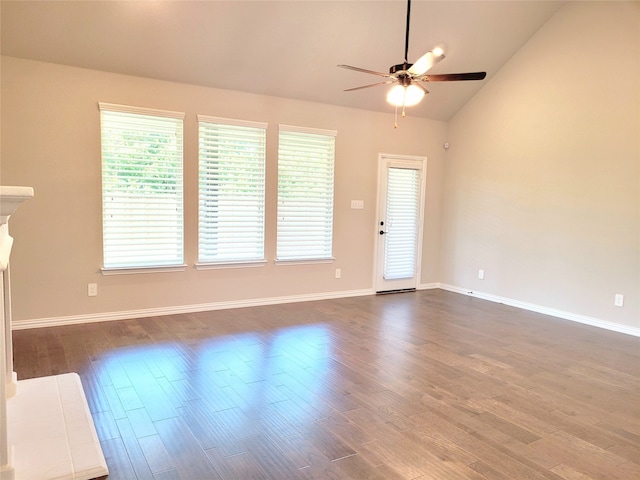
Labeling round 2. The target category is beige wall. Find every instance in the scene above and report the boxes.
[442,1,639,329]
[3,1,638,332]
[1,56,447,322]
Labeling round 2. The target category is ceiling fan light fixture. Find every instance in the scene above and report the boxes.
[338,0,486,126]
[386,84,425,107]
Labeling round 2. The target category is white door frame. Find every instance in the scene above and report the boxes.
[373,153,427,292]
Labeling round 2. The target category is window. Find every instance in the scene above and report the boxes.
[383,167,420,279]
[277,125,336,262]
[100,103,184,271]
[198,116,267,265]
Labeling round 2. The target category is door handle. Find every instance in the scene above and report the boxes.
[379,230,387,235]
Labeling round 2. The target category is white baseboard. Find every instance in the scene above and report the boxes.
[12,288,375,330]
[13,284,639,338]
[438,283,640,337]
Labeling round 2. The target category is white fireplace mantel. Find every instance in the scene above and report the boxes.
[0,186,34,271]
[0,186,34,220]
[0,186,34,397]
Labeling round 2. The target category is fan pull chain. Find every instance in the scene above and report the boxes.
[393,103,407,128]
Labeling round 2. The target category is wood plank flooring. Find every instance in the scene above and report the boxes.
[12,290,640,479]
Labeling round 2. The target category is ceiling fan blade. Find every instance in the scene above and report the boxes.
[338,64,392,78]
[421,72,487,82]
[407,51,445,76]
[344,80,395,92]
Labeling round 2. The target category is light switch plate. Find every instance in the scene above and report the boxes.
[351,200,364,210]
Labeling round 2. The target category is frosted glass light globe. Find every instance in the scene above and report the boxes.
[386,84,425,107]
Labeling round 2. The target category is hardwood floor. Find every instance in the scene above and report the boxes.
[12,290,640,479]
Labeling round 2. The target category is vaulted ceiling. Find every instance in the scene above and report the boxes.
[1,1,565,121]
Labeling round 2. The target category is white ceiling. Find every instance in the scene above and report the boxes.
[1,1,565,121]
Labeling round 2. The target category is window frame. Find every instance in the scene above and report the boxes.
[276,124,337,264]
[99,102,186,274]
[196,115,268,269]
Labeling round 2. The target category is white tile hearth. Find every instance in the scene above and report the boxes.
[7,373,108,480]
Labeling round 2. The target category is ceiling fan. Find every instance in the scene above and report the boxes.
[338,0,486,122]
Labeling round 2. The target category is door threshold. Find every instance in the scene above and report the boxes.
[376,288,416,295]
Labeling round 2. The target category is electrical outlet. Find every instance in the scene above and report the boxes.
[478,269,485,280]
[335,268,341,279]
[88,283,98,297]
[614,294,624,307]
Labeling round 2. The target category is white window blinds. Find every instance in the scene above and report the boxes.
[198,116,267,263]
[277,125,336,261]
[384,167,419,280]
[100,103,184,269]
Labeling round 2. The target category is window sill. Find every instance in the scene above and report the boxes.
[101,264,188,275]
[194,260,267,270]
[275,257,335,266]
